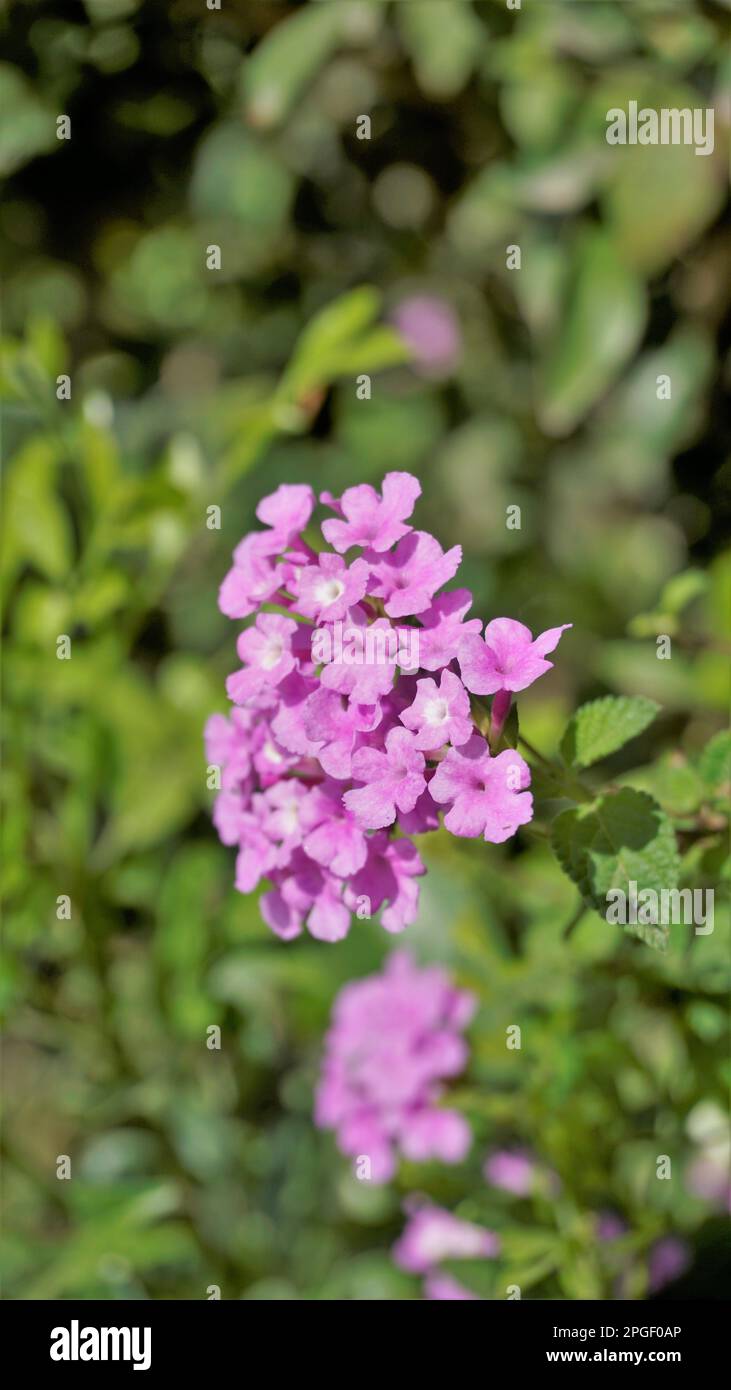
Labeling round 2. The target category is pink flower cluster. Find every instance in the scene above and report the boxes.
[393,1202,500,1300]
[314,951,475,1182]
[206,471,569,941]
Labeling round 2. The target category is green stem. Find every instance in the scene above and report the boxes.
[518,734,553,767]
[563,900,586,940]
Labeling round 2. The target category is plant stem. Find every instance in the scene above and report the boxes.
[563,900,586,939]
[518,734,553,767]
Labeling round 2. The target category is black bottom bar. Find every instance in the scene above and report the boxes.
[7,1297,725,1376]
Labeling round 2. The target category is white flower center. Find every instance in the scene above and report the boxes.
[280,801,300,834]
[260,637,284,669]
[423,697,450,726]
[316,577,346,606]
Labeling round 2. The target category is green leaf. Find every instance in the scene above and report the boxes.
[539,228,646,436]
[551,788,680,949]
[190,124,294,231]
[603,116,724,276]
[439,1257,497,1299]
[398,0,482,100]
[116,94,195,136]
[24,1184,193,1299]
[659,568,709,618]
[295,287,381,353]
[500,71,577,152]
[697,731,731,793]
[108,226,211,333]
[337,390,445,472]
[321,327,411,377]
[558,1253,603,1301]
[600,330,714,463]
[628,568,709,639]
[618,754,703,817]
[3,438,73,587]
[0,64,57,176]
[283,287,409,399]
[560,695,659,768]
[500,1227,561,1263]
[27,316,68,378]
[241,4,345,128]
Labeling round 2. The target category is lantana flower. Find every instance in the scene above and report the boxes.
[295,553,369,622]
[400,670,473,751]
[458,617,572,696]
[393,1201,499,1301]
[483,1148,537,1196]
[390,296,462,379]
[315,952,475,1182]
[321,471,421,553]
[366,531,462,618]
[344,728,426,830]
[206,470,569,941]
[430,737,533,842]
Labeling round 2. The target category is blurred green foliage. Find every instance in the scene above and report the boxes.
[1,0,729,1300]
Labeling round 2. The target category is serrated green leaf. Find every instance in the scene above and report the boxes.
[551,788,680,949]
[618,754,703,816]
[561,695,659,768]
[697,731,731,792]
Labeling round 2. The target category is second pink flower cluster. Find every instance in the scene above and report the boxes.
[316,950,552,1300]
